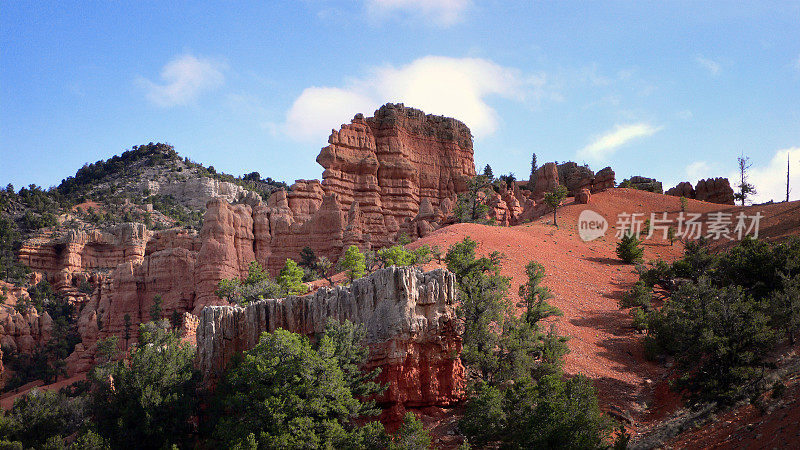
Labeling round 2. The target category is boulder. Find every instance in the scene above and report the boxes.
[557,162,594,196]
[626,176,663,193]
[576,188,591,204]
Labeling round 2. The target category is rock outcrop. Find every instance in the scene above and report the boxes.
[592,167,616,192]
[576,188,591,204]
[666,177,735,205]
[695,178,735,205]
[557,162,594,196]
[665,181,695,199]
[625,176,663,193]
[317,104,475,245]
[141,177,261,209]
[530,162,616,199]
[0,282,53,386]
[196,266,464,419]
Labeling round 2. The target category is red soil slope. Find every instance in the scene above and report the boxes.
[410,188,800,442]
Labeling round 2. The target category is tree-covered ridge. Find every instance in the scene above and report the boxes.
[55,142,287,206]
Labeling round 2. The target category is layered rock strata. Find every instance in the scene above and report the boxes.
[196,266,464,417]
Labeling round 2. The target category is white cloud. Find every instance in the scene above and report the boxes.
[676,110,693,120]
[577,123,663,162]
[685,160,720,184]
[728,147,800,203]
[365,0,471,27]
[286,87,375,142]
[284,56,536,143]
[137,54,225,107]
[696,56,721,75]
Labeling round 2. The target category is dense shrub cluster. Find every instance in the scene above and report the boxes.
[216,260,310,304]
[0,316,434,449]
[620,237,800,405]
[447,237,617,448]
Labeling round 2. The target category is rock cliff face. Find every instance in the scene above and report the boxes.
[315,104,475,246]
[665,181,695,199]
[196,266,464,418]
[666,177,735,205]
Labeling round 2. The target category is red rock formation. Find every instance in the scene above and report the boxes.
[695,178,735,205]
[665,181,695,199]
[0,283,53,357]
[18,224,149,295]
[196,266,464,419]
[666,178,734,205]
[592,167,616,192]
[532,163,614,199]
[532,162,560,199]
[318,104,475,245]
[557,162,594,196]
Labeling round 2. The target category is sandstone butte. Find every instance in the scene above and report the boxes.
[3,102,738,418]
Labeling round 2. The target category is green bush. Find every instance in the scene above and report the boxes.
[210,322,386,449]
[215,261,285,304]
[90,321,199,449]
[277,259,309,295]
[460,375,612,449]
[648,279,776,405]
[0,389,87,449]
[619,238,800,405]
[340,245,366,283]
[616,232,643,264]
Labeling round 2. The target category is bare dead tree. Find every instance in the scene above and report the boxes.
[734,155,756,206]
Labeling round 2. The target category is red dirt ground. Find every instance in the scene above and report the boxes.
[407,189,800,445]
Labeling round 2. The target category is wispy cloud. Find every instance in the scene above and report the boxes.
[795,54,800,71]
[284,55,547,143]
[578,123,663,162]
[137,54,225,107]
[364,0,471,27]
[696,56,721,75]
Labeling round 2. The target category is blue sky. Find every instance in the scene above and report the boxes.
[2,1,799,202]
